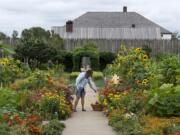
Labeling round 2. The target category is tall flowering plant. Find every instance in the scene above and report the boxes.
[105,47,153,90]
[39,91,72,120]
[0,58,24,86]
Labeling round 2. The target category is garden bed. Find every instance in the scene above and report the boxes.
[99,47,180,135]
[0,58,73,134]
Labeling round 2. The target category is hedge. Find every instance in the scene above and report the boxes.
[62,52,73,72]
[99,52,117,70]
[73,43,99,71]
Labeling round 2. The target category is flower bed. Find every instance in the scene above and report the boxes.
[99,46,180,135]
[0,59,73,134]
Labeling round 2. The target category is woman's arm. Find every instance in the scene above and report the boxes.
[87,77,97,92]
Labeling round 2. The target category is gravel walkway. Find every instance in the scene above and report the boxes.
[62,86,116,135]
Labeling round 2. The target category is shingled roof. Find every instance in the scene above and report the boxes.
[72,12,171,34]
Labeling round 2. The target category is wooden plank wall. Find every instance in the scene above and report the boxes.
[1,39,180,56]
[63,39,180,56]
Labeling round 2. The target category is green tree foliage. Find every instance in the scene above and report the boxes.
[73,42,99,71]
[147,84,180,117]
[15,27,64,67]
[99,52,117,70]
[157,54,180,85]
[12,30,18,39]
[0,32,7,40]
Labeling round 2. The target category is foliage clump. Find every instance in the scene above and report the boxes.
[73,42,99,71]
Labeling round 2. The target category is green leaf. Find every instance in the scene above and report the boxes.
[148,93,158,105]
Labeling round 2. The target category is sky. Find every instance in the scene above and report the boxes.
[0,0,180,36]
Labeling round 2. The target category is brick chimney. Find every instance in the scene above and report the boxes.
[66,20,73,32]
[132,24,136,28]
[123,6,127,12]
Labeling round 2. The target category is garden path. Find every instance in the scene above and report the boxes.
[61,85,116,135]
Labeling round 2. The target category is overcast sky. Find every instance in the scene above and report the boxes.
[0,0,179,36]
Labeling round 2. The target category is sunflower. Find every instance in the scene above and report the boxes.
[143,55,149,61]
[142,79,149,85]
[135,48,142,53]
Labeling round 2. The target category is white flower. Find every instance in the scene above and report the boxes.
[111,74,120,84]
[124,112,134,118]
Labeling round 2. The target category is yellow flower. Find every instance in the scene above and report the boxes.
[135,48,142,53]
[122,91,128,96]
[142,79,148,85]
[114,95,120,99]
[176,76,180,80]
[108,93,113,98]
[103,99,108,106]
[143,55,149,61]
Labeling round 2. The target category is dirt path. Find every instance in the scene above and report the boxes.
[62,86,116,135]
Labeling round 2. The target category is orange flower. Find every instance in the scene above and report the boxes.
[34,127,39,134]
[135,80,141,85]
[3,114,9,121]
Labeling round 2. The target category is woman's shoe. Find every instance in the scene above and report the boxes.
[82,109,86,112]
[73,109,77,112]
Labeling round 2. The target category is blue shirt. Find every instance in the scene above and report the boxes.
[75,72,97,91]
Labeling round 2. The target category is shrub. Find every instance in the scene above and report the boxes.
[0,88,19,108]
[99,89,146,114]
[158,54,180,85]
[10,70,53,90]
[2,114,42,135]
[109,111,142,135]
[0,123,10,135]
[39,91,71,120]
[0,58,26,86]
[10,125,27,135]
[73,42,99,71]
[104,46,152,90]
[41,119,65,135]
[119,92,146,114]
[146,84,180,117]
[99,52,117,70]
[62,51,73,72]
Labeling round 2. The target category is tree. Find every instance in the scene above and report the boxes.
[15,27,64,67]
[12,30,18,39]
[0,32,7,40]
[50,32,64,50]
[172,32,180,40]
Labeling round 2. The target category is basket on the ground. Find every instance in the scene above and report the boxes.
[91,103,103,111]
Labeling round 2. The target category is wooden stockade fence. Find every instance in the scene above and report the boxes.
[1,39,180,56]
[63,39,180,56]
